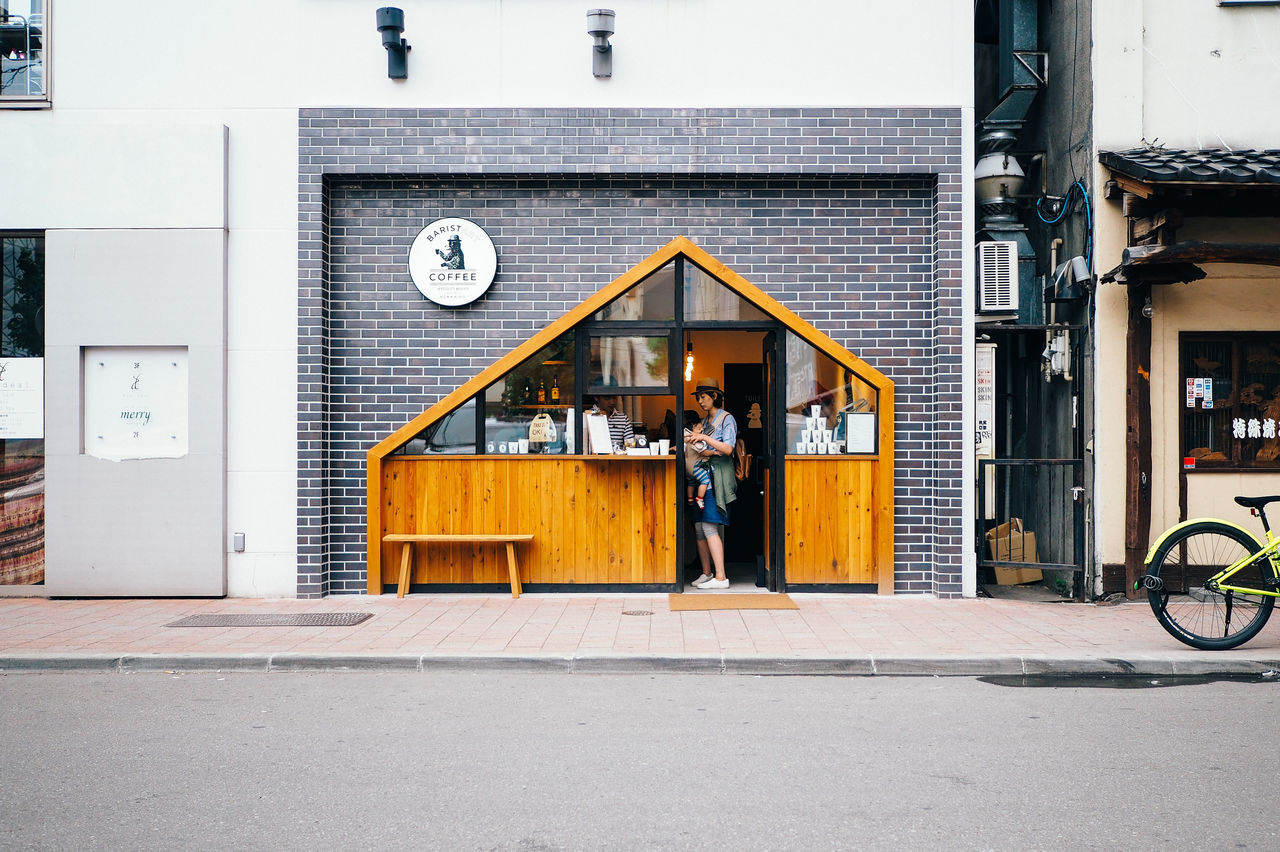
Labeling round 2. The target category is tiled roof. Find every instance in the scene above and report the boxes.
[1100,148,1280,184]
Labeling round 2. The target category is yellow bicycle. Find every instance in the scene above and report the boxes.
[1139,495,1280,650]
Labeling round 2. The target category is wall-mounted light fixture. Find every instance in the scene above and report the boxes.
[1047,254,1090,303]
[376,7,411,79]
[1141,296,1155,319]
[587,9,615,78]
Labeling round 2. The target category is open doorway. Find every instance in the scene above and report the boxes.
[681,330,771,590]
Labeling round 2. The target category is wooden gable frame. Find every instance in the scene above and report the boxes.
[367,236,895,592]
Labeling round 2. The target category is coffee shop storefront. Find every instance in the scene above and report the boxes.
[299,106,966,598]
[366,237,894,594]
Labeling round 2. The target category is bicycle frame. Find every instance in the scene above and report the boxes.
[1144,516,1280,598]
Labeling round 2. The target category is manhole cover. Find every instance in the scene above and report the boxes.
[621,610,653,616]
[166,613,373,628]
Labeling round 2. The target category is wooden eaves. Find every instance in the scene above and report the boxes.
[1102,241,1280,286]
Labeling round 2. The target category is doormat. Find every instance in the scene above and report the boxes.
[166,613,373,628]
[668,593,798,611]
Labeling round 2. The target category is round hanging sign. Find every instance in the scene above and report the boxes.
[407,218,498,307]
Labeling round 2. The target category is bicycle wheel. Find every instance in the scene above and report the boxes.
[1145,521,1276,650]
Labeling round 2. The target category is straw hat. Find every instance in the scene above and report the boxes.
[692,378,722,396]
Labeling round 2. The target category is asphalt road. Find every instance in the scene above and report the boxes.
[2,671,1278,850]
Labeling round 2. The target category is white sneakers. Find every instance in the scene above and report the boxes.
[691,574,730,589]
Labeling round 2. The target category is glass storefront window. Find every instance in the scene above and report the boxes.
[0,2,46,102]
[0,232,43,585]
[394,398,477,455]
[582,393,679,454]
[1182,333,1280,469]
[684,262,768,322]
[784,332,878,455]
[592,261,675,322]
[485,331,575,454]
[588,334,668,390]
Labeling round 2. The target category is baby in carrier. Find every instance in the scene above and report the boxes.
[685,426,712,509]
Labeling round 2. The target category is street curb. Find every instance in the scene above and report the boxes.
[3,653,1279,677]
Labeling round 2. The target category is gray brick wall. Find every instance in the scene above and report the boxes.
[299,108,964,597]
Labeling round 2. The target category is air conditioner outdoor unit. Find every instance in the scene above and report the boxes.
[978,241,1018,312]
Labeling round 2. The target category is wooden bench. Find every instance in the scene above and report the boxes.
[382,534,535,599]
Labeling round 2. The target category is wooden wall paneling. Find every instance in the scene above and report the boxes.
[856,462,876,583]
[527,460,549,584]
[552,461,564,581]
[642,464,658,582]
[830,461,851,583]
[784,461,805,583]
[600,465,617,581]
[535,460,554,585]
[784,459,880,584]
[627,464,644,583]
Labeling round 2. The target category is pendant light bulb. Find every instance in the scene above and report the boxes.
[684,341,694,382]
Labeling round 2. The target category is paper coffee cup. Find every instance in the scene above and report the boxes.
[795,441,807,454]
[827,442,839,455]
[658,439,670,454]
[807,441,819,455]
[518,438,529,453]
[810,405,821,419]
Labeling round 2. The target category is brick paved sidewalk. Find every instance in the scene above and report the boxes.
[1,593,1278,675]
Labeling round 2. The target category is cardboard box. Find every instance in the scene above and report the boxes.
[985,518,1043,585]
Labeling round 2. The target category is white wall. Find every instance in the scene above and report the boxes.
[1094,0,1280,150]
[298,0,973,108]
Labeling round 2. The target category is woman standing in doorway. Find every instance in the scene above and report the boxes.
[685,378,738,590]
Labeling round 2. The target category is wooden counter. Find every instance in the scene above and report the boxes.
[371,455,677,593]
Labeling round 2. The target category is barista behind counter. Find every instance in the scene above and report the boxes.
[591,394,635,451]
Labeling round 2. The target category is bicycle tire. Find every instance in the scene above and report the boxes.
[1145,521,1276,650]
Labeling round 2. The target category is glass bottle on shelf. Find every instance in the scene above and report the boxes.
[537,380,546,404]
[551,376,560,403]
[523,379,532,405]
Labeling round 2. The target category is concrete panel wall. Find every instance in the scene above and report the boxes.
[0,123,226,230]
[44,229,226,597]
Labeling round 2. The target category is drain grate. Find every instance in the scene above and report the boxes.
[621,610,653,617]
[166,613,374,628]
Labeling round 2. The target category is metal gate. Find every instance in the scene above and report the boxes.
[978,459,1083,595]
